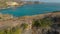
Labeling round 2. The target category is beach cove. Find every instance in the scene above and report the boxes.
[0,3,60,17]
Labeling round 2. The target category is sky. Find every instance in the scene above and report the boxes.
[21,0,60,3]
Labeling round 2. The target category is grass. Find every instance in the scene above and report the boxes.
[0,1,7,8]
[0,27,22,34]
[0,30,4,34]
[0,23,28,34]
[32,17,53,28]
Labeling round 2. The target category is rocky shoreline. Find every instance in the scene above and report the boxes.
[0,11,59,29]
[0,11,60,34]
[0,1,25,10]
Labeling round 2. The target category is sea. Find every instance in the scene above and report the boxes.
[0,3,60,17]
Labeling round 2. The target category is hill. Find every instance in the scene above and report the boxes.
[0,11,60,34]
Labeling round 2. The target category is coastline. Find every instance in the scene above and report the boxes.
[0,11,60,34]
[0,2,25,10]
[0,12,60,26]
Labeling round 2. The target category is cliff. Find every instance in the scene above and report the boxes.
[0,11,60,34]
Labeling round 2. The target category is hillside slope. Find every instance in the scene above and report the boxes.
[0,11,60,34]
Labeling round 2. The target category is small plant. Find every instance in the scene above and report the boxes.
[21,23,28,30]
[32,20,41,29]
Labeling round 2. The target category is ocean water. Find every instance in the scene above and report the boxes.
[0,3,60,17]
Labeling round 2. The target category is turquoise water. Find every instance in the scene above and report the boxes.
[0,3,60,17]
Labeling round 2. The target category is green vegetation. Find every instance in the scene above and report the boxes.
[0,13,58,34]
[20,23,28,30]
[40,17,53,27]
[32,17,53,34]
[0,22,28,34]
[32,17,53,28]
[0,26,22,34]
[0,17,54,34]
[0,1,7,8]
